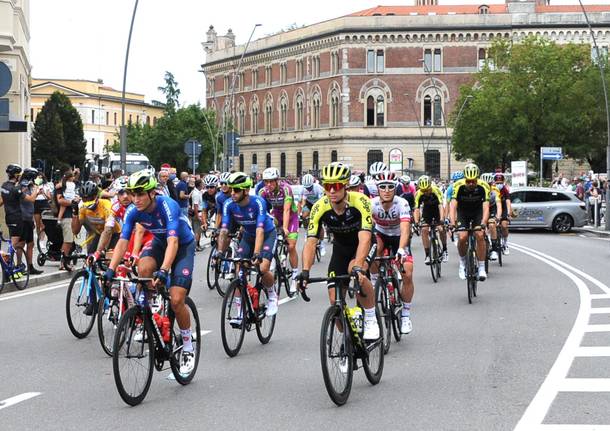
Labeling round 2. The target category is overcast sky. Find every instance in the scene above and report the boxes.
[30,0,604,107]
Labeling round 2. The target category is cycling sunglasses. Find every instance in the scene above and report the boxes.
[378,184,396,192]
[323,182,345,192]
[465,179,478,185]
[229,187,245,193]
[206,185,216,189]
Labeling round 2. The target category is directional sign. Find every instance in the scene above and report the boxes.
[184,139,202,157]
[541,147,563,160]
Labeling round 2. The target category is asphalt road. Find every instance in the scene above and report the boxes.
[1,229,609,430]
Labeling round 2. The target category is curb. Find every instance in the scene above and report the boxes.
[574,227,610,238]
[1,268,73,295]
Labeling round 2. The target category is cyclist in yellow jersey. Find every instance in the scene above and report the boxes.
[413,175,448,264]
[481,173,502,261]
[299,162,380,341]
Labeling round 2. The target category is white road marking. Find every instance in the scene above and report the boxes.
[0,281,70,302]
[0,392,41,410]
[512,242,610,430]
[279,295,297,306]
[538,425,610,431]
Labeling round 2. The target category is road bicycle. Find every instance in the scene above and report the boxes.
[111,273,201,406]
[300,273,384,406]
[206,228,240,297]
[485,219,502,270]
[0,232,29,293]
[273,231,295,298]
[220,257,277,357]
[422,220,443,283]
[65,255,105,338]
[456,221,482,304]
[373,250,405,354]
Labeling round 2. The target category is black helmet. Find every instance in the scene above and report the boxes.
[6,164,22,177]
[22,167,38,181]
[81,180,99,199]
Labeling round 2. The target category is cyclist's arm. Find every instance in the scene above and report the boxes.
[355,230,372,269]
[495,195,503,220]
[71,211,83,235]
[96,225,114,254]
[282,197,292,233]
[450,199,457,226]
[131,224,146,257]
[482,201,490,227]
[217,200,232,253]
[200,199,209,226]
[399,220,410,250]
[304,199,324,270]
[302,237,317,271]
[109,239,129,271]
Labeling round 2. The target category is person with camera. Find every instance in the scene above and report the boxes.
[19,168,44,275]
[1,164,27,275]
[55,170,80,271]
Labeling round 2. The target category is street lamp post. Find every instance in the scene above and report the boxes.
[452,95,474,173]
[120,0,139,174]
[577,0,610,231]
[404,92,427,164]
[223,23,261,171]
[199,69,222,171]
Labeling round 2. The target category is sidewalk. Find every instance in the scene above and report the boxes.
[574,224,610,238]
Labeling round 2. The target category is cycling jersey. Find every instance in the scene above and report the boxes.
[451,179,490,211]
[79,198,121,236]
[201,190,217,210]
[221,195,275,238]
[444,184,454,206]
[308,191,373,246]
[258,181,298,221]
[121,195,194,245]
[1,180,22,224]
[365,180,378,198]
[215,190,231,209]
[414,185,444,210]
[301,183,324,206]
[371,196,411,237]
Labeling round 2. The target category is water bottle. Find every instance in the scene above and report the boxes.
[269,258,276,272]
[353,307,363,335]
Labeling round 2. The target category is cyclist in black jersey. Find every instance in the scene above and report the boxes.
[201,175,218,231]
[449,163,490,281]
[413,175,448,263]
[299,162,380,341]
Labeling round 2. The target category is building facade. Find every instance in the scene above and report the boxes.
[0,0,31,167]
[202,1,610,179]
[30,78,165,160]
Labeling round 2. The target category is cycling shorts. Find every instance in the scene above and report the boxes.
[457,207,483,229]
[87,232,120,255]
[375,232,414,263]
[141,237,195,290]
[327,241,357,282]
[237,229,277,262]
[421,207,441,226]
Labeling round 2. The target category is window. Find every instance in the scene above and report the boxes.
[296,152,302,176]
[423,95,432,126]
[330,92,340,127]
[550,192,571,201]
[209,78,215,97]
[252,105,259,134]
[265,100,273,133]
[224,75,229,93]
[367,49,384,73]
[266,152,271,168]
[366,94,385,127]
[433,95,442,126]
[106,111,109,125]
[252,153,258,168]
[478,5,489,14]
[434,49,442,72]
[252,70,258,89]
[592,46,609,64]
[424,49,433,72]
[331,51,340,75]
[296,60,303,82]
[424,150,441,177]
[128,114,132,124]
[280,63,287,84]
[238,104,246,135]
[280,153,286,177]
[295,95,304,130]
[265,66,272,86]
[510,191,526,203]
[423,92,443,126]
[239,72,245,91]
[312,94,321,128]
[313,151,319,170]
[91,110,95,124]
[136,115,139,124]
[331,150,337,162]
[146,116,150,126]
[524,191,553,203]
[478,48,487,71]
[367,150,383,171]
[423,48,442,72]
[312,56,320,79]
[239,154,244,171]
[114,112,117,125]
[280,97,288,131]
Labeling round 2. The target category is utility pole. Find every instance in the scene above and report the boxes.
[120,0,139,174]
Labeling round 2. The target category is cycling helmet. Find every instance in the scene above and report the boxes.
[463,163,480,180]
[320,162,351,184]
[204,175,219,187]
[364,175,373,183]
[6,164,22,177]
[127,170,158,192]
[494,173,505,182]
[480,173,494,184]
[22,167,39,181]
[111,175,129,193]
[376,170,397,185]
[301,174,315,188]
[400,175,411,185]
[418,175,431,190]
[452,171,464,182]
[81,180,99,199]
[219,172,231,184]
[227,171,253,189]
[262,167,280,180]
[369,161,388,177]
[348,174,361,188]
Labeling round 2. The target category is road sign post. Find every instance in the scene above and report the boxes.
[184,139,202,175]
[539,147,563,186]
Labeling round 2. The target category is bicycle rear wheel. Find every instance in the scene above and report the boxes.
[215,248,235,297]
[255,287,276,344]
[170,296,201,385]
[206,248,216,290]
[66,269,96,338]
[97,297,121,357]
[434,239,442,280]
[320,305,353,406]
[430,239,439,283]
[112,306,154,406]
[7,246,29,290]
[220,280,246,357]
[484,238,490,274]
[363,302,385,385]
[375,279,391,354]
[390,279,403,342]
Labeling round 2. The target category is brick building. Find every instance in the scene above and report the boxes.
[201,1,610,179]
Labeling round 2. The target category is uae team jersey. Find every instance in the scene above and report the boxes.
[121,196,194,245]
[371,196,412,237]
[221,195,275,237]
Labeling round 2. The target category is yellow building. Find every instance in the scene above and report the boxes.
[30,78,165,159]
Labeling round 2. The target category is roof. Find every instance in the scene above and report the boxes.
[349,5,508,16]
[536,5,610,13]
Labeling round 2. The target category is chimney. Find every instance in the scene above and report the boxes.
[225,29,236,48]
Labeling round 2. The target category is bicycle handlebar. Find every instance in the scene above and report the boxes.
[299,273,364,304]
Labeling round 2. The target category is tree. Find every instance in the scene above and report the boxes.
[451,37,605,175]
[32,91,86,172]
[158,71,181,114]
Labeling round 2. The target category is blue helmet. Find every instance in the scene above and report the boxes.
[452,171,464,182]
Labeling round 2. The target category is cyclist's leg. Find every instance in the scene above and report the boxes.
[326,243,352,304]
[421,222,431,256]
[169,240,195,356]
[286,213,299,277]
[259,230,277,290]
[369,232,385,287]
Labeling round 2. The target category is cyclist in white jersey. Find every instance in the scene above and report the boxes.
[369,171,415,334]
[299,173,326,256]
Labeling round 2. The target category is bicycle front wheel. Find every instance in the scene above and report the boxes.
[112,306,154,406]
[97,297,120,357]
[215,248,234,297]
[430,239,439,283]
[170,296,202,385]
[363,303,385,385]
[206,248,216,290]
[66,270,96,338]
[255,287,276,344]
[390,278,403,342]
[220,280,246,357]
[375,280,391,354]
[320,305,353,406]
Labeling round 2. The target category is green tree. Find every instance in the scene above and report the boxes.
[32,91,86,171]
[158,71,181,114]
[451,37,604,175]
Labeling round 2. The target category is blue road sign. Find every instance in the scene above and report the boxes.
[541,147,562,161]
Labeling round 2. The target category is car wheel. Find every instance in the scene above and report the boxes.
[552,213,573,233]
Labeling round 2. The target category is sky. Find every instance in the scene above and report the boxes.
[30,0,605,107]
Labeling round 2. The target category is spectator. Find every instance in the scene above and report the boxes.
[191,179,203,251]
[589,181,603,226]
[176,172,190,217]
[1,164,26,273]
[19,168,43,274]
[575,178,585,201]
[33,172,52,241]
[158,169,177,199]
[55,170,80,271]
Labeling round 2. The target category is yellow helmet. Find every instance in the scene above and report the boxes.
[464,163,480,180]
[320,162,351,184]
[418,175,431,190]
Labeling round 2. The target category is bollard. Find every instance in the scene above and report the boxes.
[594,199,600,227]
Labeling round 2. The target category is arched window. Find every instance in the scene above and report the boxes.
[365,91,385,127]
[296,151,302,176]
[265,101,273,133]
[295,94,304,131]
[331,150,338,162]
[311,92,321,129]
[252,153,258,171]
[252,104,259,134]
[280,96,288,131]
[433,95,442,126]
[313,151,319,170]
[422,90,444,127]
[280,153,286,177]
[376,95,385,126]
[330,91,340,127]
[266,152,271,168]
[239,154,244,171]
[367,96,375,126]
[238,103,246,135]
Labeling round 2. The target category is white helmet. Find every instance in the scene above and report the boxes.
[204,175,219,187]
[262,167,280,180]
[301,174,315,188]
[369,161,388,177]
[349,175,361,188]
[219,172,231,184]
[376,170,397,186]
[364,175,373,183]
[400,175,411,185]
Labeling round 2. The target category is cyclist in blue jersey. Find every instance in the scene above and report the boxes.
[214,172,232,229]
[103,170,197,376]
[217,172,278,320]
